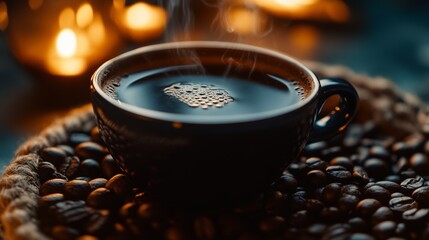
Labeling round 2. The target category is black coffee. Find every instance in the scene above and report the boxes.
[109,65,304,117]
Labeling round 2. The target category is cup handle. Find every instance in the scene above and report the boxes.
[308,78,359,143]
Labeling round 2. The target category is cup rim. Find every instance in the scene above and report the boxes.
[91,41,320,124]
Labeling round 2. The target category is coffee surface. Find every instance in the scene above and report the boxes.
[112,65,303,116]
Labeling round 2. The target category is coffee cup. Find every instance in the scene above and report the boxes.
[90,41,358,205]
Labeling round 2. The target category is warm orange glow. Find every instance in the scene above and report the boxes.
[0,1,8,30]
[224,7,269,35]
[113,2,167,42]
[76,3,93,28]
[253,0,349,23]
[289,25,319,56]
[56,29,77,58]
[59,7,75,29]
[125,3,166,31]
[28,0,43,10]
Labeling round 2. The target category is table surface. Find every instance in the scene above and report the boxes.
[1,1,429,170]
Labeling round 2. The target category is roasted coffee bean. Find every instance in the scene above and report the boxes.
[38,193,65,209]
[289,210,313,227]
[304,141,328,156]
[101,155,121,179]
[385,175,401,183]
[69,133,92,147]
[321,146,343,159]
[348,217,367,232]
[330,157,354,172]
[258,216,285,233]
[349,233,376,240]
[372,221,397,240]
[86,209,112,235]
[305,199,325,213]
[400,170,417,179]
[402,208,429,224]
[338,194,360,212]
[352,167,370,185]
[356,199,382,218]
[307,223,327,236]
[194,216,216,239]
[39,161,59,183]
[276,173,297,193]
[321,223,351,240]
[88,178,108,190]
[138,202,165,221]
[375,181,401,194]
[305,157,328,171]
[40,178,67,196]
[119,202,139,219]
[368,146,390,160]
[106,174,134,199]
[371,206,394,226]
[389,196,418,214]
[87,188,118,209]
[287,162,309,178]
[326,165,352,183]
[77,235,99,240]
[57,145,75,156]
[40,147,68,167]
[290,191,307,212]
[65,180,92,200]
[49,200,93,226]
[341,184,361,197]
[391,192,405,198]
[306,170,327,188]
[75,176,92,182]
[64,156,80,179]
[320,207,343,221]
[51,225,80,240]
[79,159,102,178]
[412,186,429,207]
[400,177,424,193]
[75,142,107,161]
[364,158,390,178]
[409,153,429,175]
[365,185,391,204]
[322,183,342,204]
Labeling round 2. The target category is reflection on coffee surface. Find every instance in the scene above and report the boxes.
[109,65,305,117]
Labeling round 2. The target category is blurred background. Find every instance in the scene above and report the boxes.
[0,0,429,167]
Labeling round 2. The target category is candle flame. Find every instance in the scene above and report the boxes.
[76,3,93,28]
[56,28,77,58]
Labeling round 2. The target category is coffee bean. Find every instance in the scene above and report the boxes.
[194,216,216,240]
[371,206,394,226]
[290,191,307,212]
[87,188,118,209]
[38,193,65,209]
[412,186,429,207]
[39,161,59,183]
[90,127,103,143]
[305,199,325,213]
[65,180,92,200]
[77,235,99,240]
[258,216,285,233]
[321,223,351,240]
[375,181,401,194]
[64,156,80,179]
[385,175,401,183]
[106,174,134,199]
[352,167,370,185]
[341,184,361,197]
[75,142,107,161]
[409,153,429,175]
[306,170,327,188]
[40,178,67,196]
[75,176,92,182]
[338,194,360,212]
[57,145,75,156]
[86,209,112,235]
[305,157,328,171]
[138,202,165,221]
[402,208,429,224]
[349,233,376,240]
[69,133,91,147]
[79,159,101,178]
[40,147,68,167]
[368,146,390,160]
[326,165,352,183]
[365,185,391,204]
[307,223,327,236]
[400,170,417,179]
[373,221,397,239]
[322,183,342,204]
[400,177,424,193]
[348,217,367,232]
[389,196,418,214]
[391,192,405,198]
[287,163,309,178]
[101,155,122,179]
[276,173,297,193]
[364,158,390,178]
[49,200,93,226]
[330,157,354,172]
[320,206,343,221]
[321,146,343,159]
[119,202,139,219]
[51,225,80,240]
[356,199,382,218]
[289,210,313,227]
[304,141,328,155]
[88,178,108,190]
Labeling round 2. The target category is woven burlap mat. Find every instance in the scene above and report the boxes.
[0,62,427,240]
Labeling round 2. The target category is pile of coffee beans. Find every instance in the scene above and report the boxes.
[37,118,429,240]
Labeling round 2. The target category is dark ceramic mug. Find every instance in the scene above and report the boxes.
[91,41,358,205]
